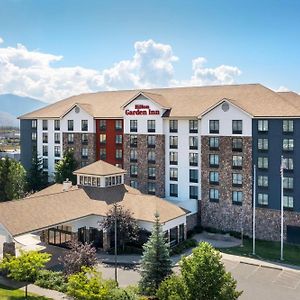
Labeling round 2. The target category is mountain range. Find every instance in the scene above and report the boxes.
[0,94,46,127]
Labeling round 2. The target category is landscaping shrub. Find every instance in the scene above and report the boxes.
[170,239,198,255]
[109,286,140,299]
[35,270,67,293]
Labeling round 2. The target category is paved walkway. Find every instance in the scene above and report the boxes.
[0,275,69,300]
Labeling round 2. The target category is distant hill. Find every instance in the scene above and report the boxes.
[0,94,46,127]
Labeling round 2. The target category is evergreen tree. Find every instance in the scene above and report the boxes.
[55,149,77,184]
[0,157,26,201]
[139,213,172,296]
[27,151,48,192]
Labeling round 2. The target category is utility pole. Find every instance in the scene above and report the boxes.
[280,156,284,261]
[252,165,256,256]
[114,203,118,284]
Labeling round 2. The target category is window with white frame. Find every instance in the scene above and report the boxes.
[209,188,219,202]
[283,196,294,209]
[209,137,219,150]
[169,120,178,133]
[115,134,122,144]
[148,150,156,163]
[283,139,294,151]
[31,132,37,141]
[148,167,156,179]
[115,120,122,131]
[258,157,268,169]
[232,191,243,204]
[189,169,198,183]
[258,138,268,151]
[130,120,138,132]
[189,120,198,133]
[209,171,219,185]
[169,136,178,149]
[68,120,74,131]
[258,120,268,132]
[209,120,219,134]
[54,133,60,144]
[283,177,293,189]
[189,136,198,150]
[283,120,293,133]
[31,120,37,129]
[189,186,198,199]
[130,149,137,162]
[170,184,178,197]
[54,120,60,131]
[147,135,156,148]
[189,153,198,166]
[147,120,156,133]
[81,147,88,159]
[232,120,243,134]
[130,135,137,147]
[42,120,48,130]
[232,173,243,186]
[116,149,122,160]
[54,146,60,157]
[148,182,156,195]
[170,168,178,181]
[232,138,243,151]
[232,155,243,169]
[81,120,88,131]
[130,165,138,177]
[67,133,74,144]
[170,152,178,165]
[283,158,294,170]
[258,175,268,187]
[209,154,219,167]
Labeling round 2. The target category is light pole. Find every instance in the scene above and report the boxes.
[114,203,118,284]
[252,164,256,256]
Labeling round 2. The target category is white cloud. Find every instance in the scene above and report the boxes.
[0,37,3,44]
[0,39,241,102]
[275,86,290,92]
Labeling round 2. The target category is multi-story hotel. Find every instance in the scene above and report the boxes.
[19,84,300,243]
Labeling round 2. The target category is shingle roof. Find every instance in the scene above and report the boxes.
[19,84,300,119]
[0,184,186,236]
[73,160,126,176]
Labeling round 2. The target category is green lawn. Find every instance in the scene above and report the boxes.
[0,284,51,300]
[220,238,300,266]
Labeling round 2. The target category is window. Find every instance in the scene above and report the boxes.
[232,173,243,187]
[81,120,88,131]
[170,152,178,165]
[209,171,219,185]
[147,120,156,132]
[209,120,219,134]
[43,158,48,169]
[209,137,219,150]
[130,135,138,147]
[283,139,294,151]
[189,186,198,199]
[31,120,37,129]
[130,149,137,162]
[147,135,156,148]
[232,155,243,169]
[283,120,293,133]
[189,120,198,133]
[283,196,294,209]
[130,180,138,189]
[100,148,106,160]
[258,138,268,151]
[232,138,243,151]
[169,168,178,181]
[209,154,219,167]
[170,184,178,197]
[232,191,243,204]
[42,120,48,130]
[210,188,219,202]
[258,175,268,187]
[169,136,178,149]
[258,157,268,169]
[232,120,243,134]
[81,147,88,159]
[130,165,138,177]
[42,133,48,143]
[258,193,268,205]
[189,169,198,183]
[68,120,74,131]
[130,120,138,132]
[100,134,106,145]
[148,167,156,180]
[189,136,198,150]
[258,120,268,132]
[42,145,48,156]
[81,133,88,144]
[67,133,74,144]
[115,120,122,130]
[148,182,156,195]
[52,133,59,144]
[116,149,122,160]
[54,146,60,157]
[99,120,106,131]
[54,120,60,131]
[283,177,293,189]
[31,132,37,141]
[148,150,156,164]
[115,135,122,144]
[283,158,293,170]
[169,120,178,133]
[189,153,198,166]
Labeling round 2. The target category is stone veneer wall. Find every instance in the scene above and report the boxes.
[201,136,253,236]
[63,133,96,166]
[186,213,199,231]
[124,134,165,198]
[255,208,300,241]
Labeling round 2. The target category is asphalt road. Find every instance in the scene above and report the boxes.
[99,261,300,300]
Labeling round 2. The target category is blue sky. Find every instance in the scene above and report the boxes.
[0,0,299,102]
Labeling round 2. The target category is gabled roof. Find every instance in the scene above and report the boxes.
[19,84,300,119]
[73,160,126,176]
[121,91,170,110]
[0,184,186,236]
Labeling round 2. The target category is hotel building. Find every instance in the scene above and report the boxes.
[19,84,300,243]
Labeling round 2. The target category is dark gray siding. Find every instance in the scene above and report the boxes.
[20,119,36,170]
[252,119,300,212]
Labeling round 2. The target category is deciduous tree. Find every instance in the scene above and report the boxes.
[55,149,77,184]
[0,250,51,299]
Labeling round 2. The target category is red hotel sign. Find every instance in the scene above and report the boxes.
[125,104,160,116]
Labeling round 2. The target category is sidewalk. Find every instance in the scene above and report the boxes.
[97,232,300,272]
[0,275,69,300]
